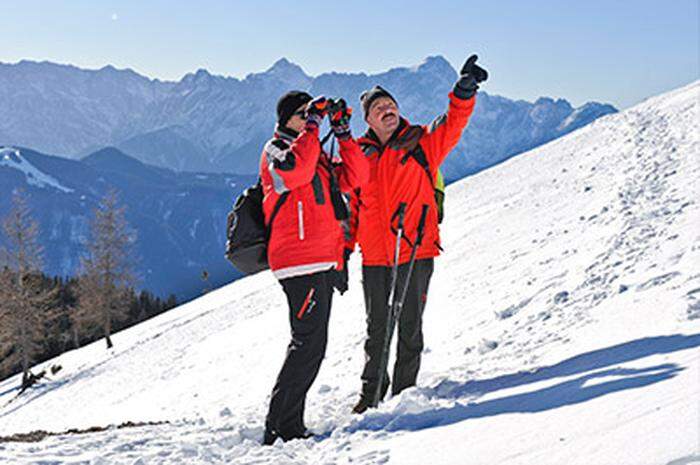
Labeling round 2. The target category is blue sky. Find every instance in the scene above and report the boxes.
[0,0,697,108]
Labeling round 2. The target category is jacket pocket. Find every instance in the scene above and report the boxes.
[297,200,305,240]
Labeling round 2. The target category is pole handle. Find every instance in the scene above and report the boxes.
[396,202,407,230]
[390,202,407,237]
[415,204,430,246]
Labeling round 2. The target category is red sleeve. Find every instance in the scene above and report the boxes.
[335,137,370,192]
[420,92,476,170]
[264,123,321,193]
[344,188,361,252]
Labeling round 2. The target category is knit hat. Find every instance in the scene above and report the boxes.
[360,85,397,118]
[276,91,313,127]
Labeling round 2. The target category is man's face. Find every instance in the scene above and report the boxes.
[366,97,400,135]
[285,103,308,133]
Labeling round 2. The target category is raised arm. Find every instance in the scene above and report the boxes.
[421,54,488,170]
[420,93,476,170]
[264,97,330,193]
[344,188,361,253]
[264,125,321,193]
[336,138,369,192]
[327,98,370,191]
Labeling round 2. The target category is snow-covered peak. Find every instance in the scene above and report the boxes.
[96,64,141,78]
[244,58,312,88]
[180,68,216,87]
[558,101,618,132]
[412,55,455,76]
[265,57,309,78]
[0,147,73,193]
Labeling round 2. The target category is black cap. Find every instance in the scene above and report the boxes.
[276,91,313,127]
[360,86,397,118]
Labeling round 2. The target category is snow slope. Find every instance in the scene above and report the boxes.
[0,147,74,193]
[0,81,698,465]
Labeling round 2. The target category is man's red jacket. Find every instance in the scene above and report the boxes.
[350,92,476,267]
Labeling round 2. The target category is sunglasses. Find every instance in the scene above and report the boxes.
[292,110,307,119]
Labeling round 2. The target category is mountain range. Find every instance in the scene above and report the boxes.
[0,57,617,181]
[0,145,254,299]
[0,56,620,301]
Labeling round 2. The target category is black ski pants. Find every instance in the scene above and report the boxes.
[359,258,434,403]
[265,269,333,438]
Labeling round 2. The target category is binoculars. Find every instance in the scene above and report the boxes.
[325,98,348,115]
[309,97,350,116]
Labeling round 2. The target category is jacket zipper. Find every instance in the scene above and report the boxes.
[378,149,397,265]
[297,200,305,240]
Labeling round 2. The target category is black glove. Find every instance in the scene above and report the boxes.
[305,96,328,127]
[333,248,352,295]
[453,55,488,100]
[328,98,353,140]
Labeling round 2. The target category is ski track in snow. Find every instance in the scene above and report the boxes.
[0,81,699,465]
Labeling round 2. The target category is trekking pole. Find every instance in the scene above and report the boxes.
[386,203,407,323]
[395,204,430,317]
[372,202,406,407]
[371,204,430,408]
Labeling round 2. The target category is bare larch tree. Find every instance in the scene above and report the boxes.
[0,190,57,389]
[75,189,137,349]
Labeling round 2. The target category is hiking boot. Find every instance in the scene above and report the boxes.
[263,428,314,445]
[288,430,315,441]
[262,428,279,446]
[352,397,372,414]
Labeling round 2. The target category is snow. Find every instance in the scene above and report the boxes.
[0,81,699,464]
[0,147,74,193]
[190,218,200,239]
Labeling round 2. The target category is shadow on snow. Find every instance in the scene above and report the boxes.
[430,333,700,399]
[349,333,699,433]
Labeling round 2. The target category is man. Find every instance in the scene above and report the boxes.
[349,55,488,413]
[260,91,369,444]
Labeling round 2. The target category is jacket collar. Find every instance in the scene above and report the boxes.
[275,123,333,167]
[360,117,409,149]
[275,124,299,142]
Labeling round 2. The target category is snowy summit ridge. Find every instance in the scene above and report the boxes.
[0,82,698,464]
[0,57,617,179]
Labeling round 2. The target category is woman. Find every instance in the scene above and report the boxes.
[260,91,368,444]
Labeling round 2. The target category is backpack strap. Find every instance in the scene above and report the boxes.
[401,143,434,188]
[320,128,334,147]
[318,149,350,221]
[400,140,447,227]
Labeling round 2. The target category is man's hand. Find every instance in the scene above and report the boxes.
[328,98,353,140]
[305,96,328,127]
[454,55,488,100]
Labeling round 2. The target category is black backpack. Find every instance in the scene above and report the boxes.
[225,180,288,275]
